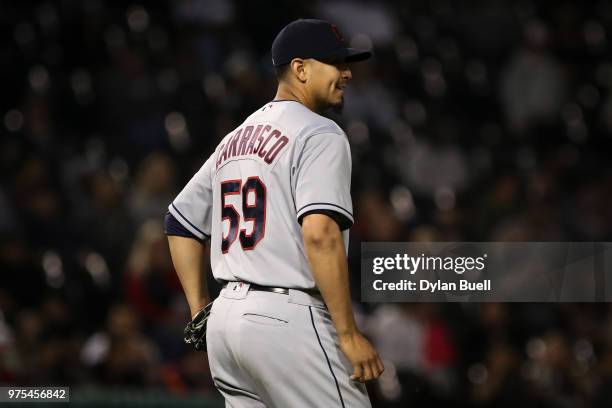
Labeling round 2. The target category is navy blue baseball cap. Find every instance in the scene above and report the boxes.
[271,19,372,67]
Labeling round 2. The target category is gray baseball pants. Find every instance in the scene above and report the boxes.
[206,282,371,408]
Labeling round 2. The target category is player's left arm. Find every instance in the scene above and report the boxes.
[303,214,384,382]
[295,130,383,382]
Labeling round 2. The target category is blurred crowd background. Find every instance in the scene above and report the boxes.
[1,0,612,406]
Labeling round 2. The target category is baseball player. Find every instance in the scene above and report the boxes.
[165,19,383,407]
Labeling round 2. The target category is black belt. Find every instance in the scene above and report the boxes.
[223,282,320,296]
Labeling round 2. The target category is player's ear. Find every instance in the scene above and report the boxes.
[290,58,307,83]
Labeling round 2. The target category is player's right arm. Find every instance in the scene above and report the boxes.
[302,214,384,383]
[168,236,209,318]
[166,156,215,318]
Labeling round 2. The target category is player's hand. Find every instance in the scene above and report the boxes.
[184,302,213,352]
[338,331,384,383]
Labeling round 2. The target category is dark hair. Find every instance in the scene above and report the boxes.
[274,63,290,81]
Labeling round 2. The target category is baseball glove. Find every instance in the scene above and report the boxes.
[184,302,213,351]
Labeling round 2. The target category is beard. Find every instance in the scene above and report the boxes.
[322,97,346,125]
[329,95,345,114]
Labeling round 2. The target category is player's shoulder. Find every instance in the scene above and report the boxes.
[303,116,344,139]
[212,101,345,153]
[260,100,343,137]
[296,106,344,137]
[300,119,348,154]
[281,107,346,150]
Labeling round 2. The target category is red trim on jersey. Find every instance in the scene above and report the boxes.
[253,125,272,154]
[237,125,254,156]
[221,179,241,254]
[240,176,267,251]
[264,135,289,164]
[246,125,264,155]
[258,129,280,158]
[227,128,243,159]
[215,143,225,169]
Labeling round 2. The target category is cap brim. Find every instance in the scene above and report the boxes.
[318,47,372,64]
[344,48,372,63]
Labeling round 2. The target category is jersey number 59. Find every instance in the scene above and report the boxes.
[221,177,266,253]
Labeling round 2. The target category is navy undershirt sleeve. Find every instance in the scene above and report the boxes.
[164,211,205,243]
[298,209,352,231]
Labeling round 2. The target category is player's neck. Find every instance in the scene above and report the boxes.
[274,84,321,114]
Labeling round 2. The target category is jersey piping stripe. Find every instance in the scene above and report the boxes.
[290,168,297,213]
[171,203,211,238]
[297,202,353,218]
[215,156,262,173]
[269,99,301,104]
[309,307,346,408]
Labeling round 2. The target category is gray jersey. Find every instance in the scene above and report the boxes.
[169,100,352,289]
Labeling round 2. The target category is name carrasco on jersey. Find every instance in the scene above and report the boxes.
[216,124,289,169]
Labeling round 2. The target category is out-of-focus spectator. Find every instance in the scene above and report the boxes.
[470,344,526,407]
[128,152,177,226]
[81,304,160,385]
[124,219,181,324]
[123,219,188,362]
[500,20,567,133]
[367,304,456,406]
[73,170,134,272]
